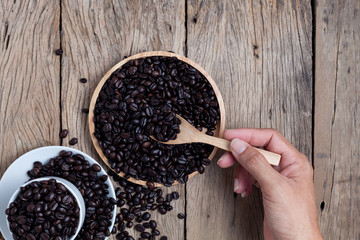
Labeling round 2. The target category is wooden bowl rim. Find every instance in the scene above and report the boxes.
[89,51,226,187]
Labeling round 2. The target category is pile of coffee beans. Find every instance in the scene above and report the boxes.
[108,171,181,240]
[93,56,220,185]
[6,179,79,240]
[27,151,116,240]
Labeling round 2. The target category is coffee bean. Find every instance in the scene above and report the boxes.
[160,236,168,240]
[80,78,87,83]
[92,164,101,172]
[151,70,160,77]
[143,222,151,229]
[198,166,205,174]
[81,108,89,113]
[126,221,133,228]
[152,229,160,236]
[172,191,179,200]
[149,220,157,229]
[55,49,63,55]
[59,129,68,138]
[69,138,78,145]
[177,213,185,219]
[27,203,35,212]
[146,182,155,190]
[142,212,151,221]
[129,103,138,111]
[135,224,145,232]
[141,232,151,238]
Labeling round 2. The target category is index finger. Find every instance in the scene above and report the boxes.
[224,128,305,167]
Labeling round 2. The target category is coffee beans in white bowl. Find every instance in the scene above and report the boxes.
[5,177,85,240]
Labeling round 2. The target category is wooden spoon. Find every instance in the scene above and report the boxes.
[152,114,281,166]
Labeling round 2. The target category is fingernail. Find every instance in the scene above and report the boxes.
[231,139,247,155]
[241,192,246,198]
[217,155,225,165]
[234,178,239,192]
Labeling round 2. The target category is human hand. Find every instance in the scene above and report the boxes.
[217,129,323,240]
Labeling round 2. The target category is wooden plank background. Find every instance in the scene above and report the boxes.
[186,0,312,239]
[0,1,60,178]
[0,0,359,239]
[314,0,360,239]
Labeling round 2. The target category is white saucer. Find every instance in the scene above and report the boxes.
[0,146,116,240]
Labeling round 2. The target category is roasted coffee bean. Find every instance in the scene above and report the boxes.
[81,108,89,113]
[177,213,185,219]
[172,191,179,200]
[69,138,78,145]
[143,222,151,229]
[59,129,68,138]
[142,212,151,221]
[94,56,220,185]
[80,78,87,83]
[198,166,205,174]
[126,221,133,228]
[6,179,79,239]
[149,220,157,229]
[152,229,160,236]
[135,224,145,232]
[141,232,151,238]
[146,182,155,190]
[92,164,101,172]
[160,236,168,240]
[55,49,63,55]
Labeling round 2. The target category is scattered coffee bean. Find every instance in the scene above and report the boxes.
[160,236,168,240]
[59,129,68,138]
[108,171,180,239]
[152,229,160,236]
[142,212,151,221]
[69,137,78,145]
[135,224,145,233]
[143,222,151,229]
[149,220,157,229]
[55,48,63,55]
[177,213,185,219]
[27,151,115,239]
[81,108,89,113]
[93,56,220,185]
[141,232,151,238]
[80,78,87,83]
[6,179,79,239]
[126,221,133,228]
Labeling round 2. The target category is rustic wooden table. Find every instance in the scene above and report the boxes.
[0,1,359,239]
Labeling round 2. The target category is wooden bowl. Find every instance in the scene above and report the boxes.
[89,51,225,187]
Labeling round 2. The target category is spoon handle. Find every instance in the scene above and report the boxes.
[199,135,281,166]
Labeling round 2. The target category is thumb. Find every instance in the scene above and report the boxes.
[230,138,280,190]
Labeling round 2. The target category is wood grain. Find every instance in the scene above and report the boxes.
[61,1,185,239]
[186,0,312,239]
[5,0,360,239]
[0,1,60,178]
[314,1,360,239]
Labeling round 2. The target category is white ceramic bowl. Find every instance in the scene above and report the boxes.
[6,176,85,240]
[0,146,116,240]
